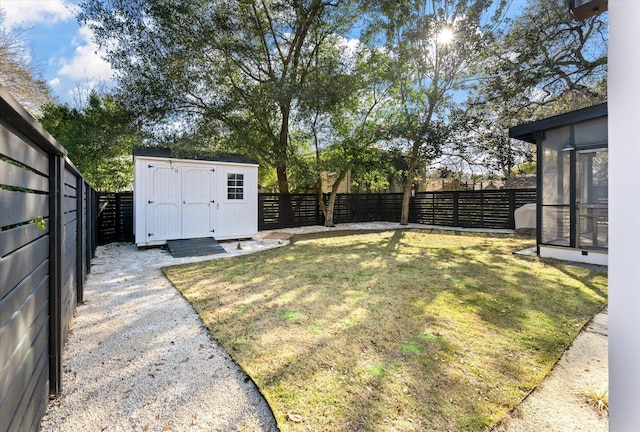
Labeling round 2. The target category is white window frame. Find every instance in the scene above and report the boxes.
[226,172,246,202]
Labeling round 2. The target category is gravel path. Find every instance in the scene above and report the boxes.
[40,239,285,432]
[40,222,608,431]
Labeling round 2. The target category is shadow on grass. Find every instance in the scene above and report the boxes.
[164,230,607,432]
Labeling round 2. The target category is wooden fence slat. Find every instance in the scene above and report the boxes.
[0,261,48,329]
[0,284,48,394]
[63,196,77,212]
[15,350,49,432]
[0,322,48,432]
[0,235,49,301]
[64,183,77,198]
[63,209,77,225]
[63,169,77,189]
[0,119,49,174]
[0,222,49,258]
[0,158,49,192]
[0,190,49,228]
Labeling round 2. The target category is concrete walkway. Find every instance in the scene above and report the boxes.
[495,308,609,431]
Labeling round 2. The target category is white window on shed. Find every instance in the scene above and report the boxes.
[227,173,244,200]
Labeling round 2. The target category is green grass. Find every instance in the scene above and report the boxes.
[163,230,607,431]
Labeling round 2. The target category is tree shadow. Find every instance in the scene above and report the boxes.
[165,229,608,431]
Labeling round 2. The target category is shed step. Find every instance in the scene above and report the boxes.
[167,238,226,258]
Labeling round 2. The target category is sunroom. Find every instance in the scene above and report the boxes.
[509,103,608,266]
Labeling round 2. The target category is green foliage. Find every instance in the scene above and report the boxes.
[79,0,362,193]
[39,92,142,191]
[458,0,606,178]
[34,216,46,231]
[475,0,607,119]
[364,0,509,222]
[511,160,536,176]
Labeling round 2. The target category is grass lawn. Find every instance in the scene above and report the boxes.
[163,230,608,431]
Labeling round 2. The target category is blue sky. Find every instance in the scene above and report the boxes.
[2,0,528,107]
[2,0,114,106]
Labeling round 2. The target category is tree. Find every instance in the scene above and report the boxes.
[438,108,533,179]
[475,0,607,119]
[298,40,388,226]
[79,0,360,193]
[39,92,143,191]
[364,0,507,224]
[0,11,54,115]
[461,0,607,180]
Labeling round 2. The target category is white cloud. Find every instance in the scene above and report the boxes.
[57,26,113,81]
[2,0,78,29]
[53,25,115,104]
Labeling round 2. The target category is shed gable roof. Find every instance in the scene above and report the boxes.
[133,147,258,165]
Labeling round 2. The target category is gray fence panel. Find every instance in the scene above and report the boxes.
[0,85,96,431]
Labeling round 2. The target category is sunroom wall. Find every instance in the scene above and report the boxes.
[540,126,571,246]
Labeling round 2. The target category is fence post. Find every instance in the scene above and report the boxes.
[91,190,98,255]
[76,175,84,304]
[48,155,64,395]
[508,190,516,229]
[452,191,459,226]
[409,194,416,223]
[115,193,122,241]
[278,194,284,228]
[257,194,264,231]
[480,190,484,227]
[85,183,92,273]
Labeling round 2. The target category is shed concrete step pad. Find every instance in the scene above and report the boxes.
[167,238,226,258]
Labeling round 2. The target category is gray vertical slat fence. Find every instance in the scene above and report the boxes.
[0,86,96,431]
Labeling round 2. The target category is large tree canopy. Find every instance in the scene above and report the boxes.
[363,0,508,224]
[452,0,608,181]
[39,92,143,191]
[75,0,608,194]
[476,0,607,117]
[79,0,359,193]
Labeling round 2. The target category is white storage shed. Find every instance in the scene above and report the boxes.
[134,148,259,247]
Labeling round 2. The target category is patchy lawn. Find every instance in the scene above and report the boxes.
[163,230,607,431]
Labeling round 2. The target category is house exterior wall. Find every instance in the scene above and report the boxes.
[134,155,258,246]
[608,1,640,428]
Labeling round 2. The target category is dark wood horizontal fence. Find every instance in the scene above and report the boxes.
[258,194,321,229]
[97,192,133,245]
[413,189,537,229]
[0,87,97,432]
[258,190,536,230]
[100,189,536,240]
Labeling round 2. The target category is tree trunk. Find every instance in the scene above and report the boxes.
[323,169,348,227]
[400,173,413,225]
[277,165,289,194]
[400,144,420,225]
[276,102,291,194]
[325,192,337,227]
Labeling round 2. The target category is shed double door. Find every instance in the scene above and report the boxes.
[146,163,215,241]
